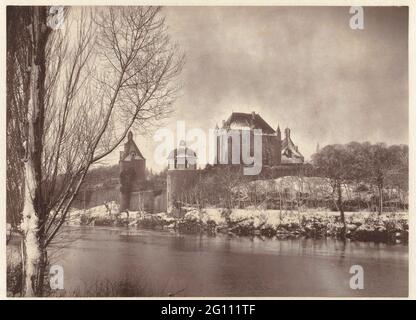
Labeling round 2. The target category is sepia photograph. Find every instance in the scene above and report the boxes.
[4,3,410,299]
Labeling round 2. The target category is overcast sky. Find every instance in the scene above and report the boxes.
[103,6,408,171]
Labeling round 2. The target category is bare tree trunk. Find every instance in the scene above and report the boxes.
[21,163,39,296]
[378,183,383,215]
[337,183,346,240]
[35,248,48,296]
[21,6,50,297]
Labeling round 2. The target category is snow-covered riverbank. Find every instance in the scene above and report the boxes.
[67,202,408,243]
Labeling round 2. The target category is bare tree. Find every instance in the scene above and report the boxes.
[14,6,53,297]
[366,143,405,215]
[6,7,33,235]
[8,6,183,296]
[312,144,357,239]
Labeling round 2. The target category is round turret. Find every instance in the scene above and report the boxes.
[167,140,197,170]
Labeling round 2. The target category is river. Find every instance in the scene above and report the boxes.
[49,226,408,297]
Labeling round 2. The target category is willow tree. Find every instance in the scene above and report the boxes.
[8,6,183,296]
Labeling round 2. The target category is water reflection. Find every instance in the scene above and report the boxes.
[52,226,408,297]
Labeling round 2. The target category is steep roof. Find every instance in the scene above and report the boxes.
[281,131,303,161]
[120,131,145,161]
[222,112,276,134]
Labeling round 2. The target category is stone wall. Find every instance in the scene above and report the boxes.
[167,169,200,214]
[73,187,120,209]
[73,186,167,214]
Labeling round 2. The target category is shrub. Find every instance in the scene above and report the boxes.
[7,263,22,296]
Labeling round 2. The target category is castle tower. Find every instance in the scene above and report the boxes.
[281,127,304,164]
[167,140,197,170]
[166,141,198,215]
[119,131,146,212]
[285,127,291,140]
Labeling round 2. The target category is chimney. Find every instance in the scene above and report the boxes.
[285,128,291,139]
[251,111,256,127]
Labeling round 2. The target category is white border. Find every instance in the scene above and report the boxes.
[1,0,414,300]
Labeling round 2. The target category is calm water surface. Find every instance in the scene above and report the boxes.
[51,226,408,297]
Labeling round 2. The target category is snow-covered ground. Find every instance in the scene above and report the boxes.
[64,202,407,242]
[185,207,407,232]
[68,202,407,227]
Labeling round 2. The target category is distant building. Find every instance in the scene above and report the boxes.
[281,127,304,164]
[215,111,303,167]
[167,141,199,214]
[85,112,306,214]
[119,131,146,191]
[119,131,146,212]
[167,140,197,170]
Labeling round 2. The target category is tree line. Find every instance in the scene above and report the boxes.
[171,142,408,237]
[312,142,408,237]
